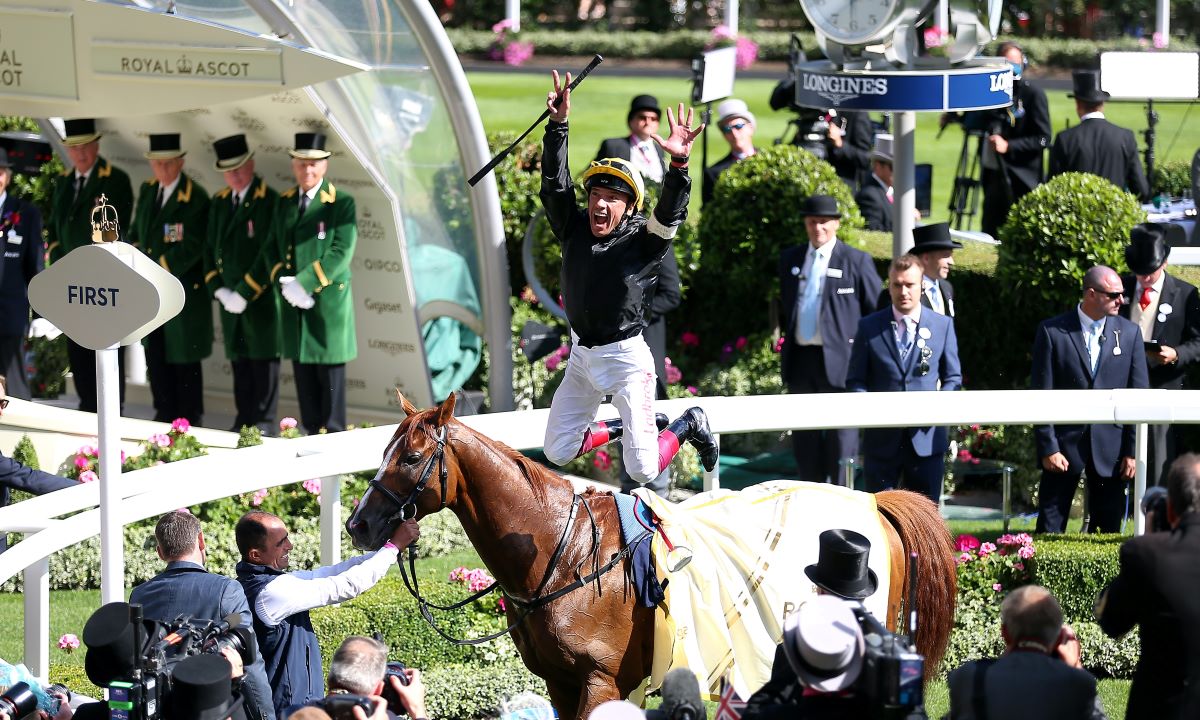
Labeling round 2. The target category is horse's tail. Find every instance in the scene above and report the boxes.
[875,489,957,677]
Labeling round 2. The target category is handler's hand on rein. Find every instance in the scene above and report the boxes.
[547,70,572,122]
[390,518,421,550]
[652,103,704,159]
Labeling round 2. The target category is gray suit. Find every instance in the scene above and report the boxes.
[946,652,1106,720]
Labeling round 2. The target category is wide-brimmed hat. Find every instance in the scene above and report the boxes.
[804,528,878,599]
[213,134,254,172]
[144,133,186,160]
[1126,222,1174,275]
[782,595,865,692]
[871,134,894,163]
[798,194,842,219]
[63,118,102,146]
[627,94,661,121]
[289,132,331,160]
[169,655,245,720]
[1068,70,1110,103]
[912,222,963,253]
[82,602,166,687]
[715,99,756,128]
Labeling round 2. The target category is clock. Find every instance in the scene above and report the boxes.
[800,0,934,49]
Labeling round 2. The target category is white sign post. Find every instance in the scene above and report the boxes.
[28,214,185,603]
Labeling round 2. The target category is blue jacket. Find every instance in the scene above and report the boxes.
[130,561,275,720]
[237,561,323,718]
[0,194,43,338]
[847,307,962,458]
[0,453,75,553]
[1031,310,1150,474]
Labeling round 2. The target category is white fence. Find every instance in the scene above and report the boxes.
[4,388,1200,679]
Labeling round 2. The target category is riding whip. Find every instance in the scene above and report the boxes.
[467,54,605,187]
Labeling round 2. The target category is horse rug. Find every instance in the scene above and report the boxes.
[633,481,891,700]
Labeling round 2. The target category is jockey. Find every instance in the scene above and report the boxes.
[539,69,719,484]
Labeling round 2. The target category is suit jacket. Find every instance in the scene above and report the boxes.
[1120,272,1200,389]
[131,174,213,363]
[847,308,962,458]
[779,239,882,390]
[131,561,276,720]
[595,136,667,176]
[1030,310,1150,474]
[828,110,874,187]
[855,176,891,232]
[1096,513,1200,720]
[0,451,75,552]
[0,194,43,337]
[1048,117,1150,200]
[46,156,134,264]
[643,251,681,398]
[946,652,1106,720]
[997,80,1052,193]
[206,176,282,361]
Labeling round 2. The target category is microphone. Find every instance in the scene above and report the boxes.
[659,668,705,720]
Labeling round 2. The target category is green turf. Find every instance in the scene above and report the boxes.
[467,70,1200,226]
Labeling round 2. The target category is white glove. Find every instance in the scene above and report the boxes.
[28,318,62,340]
[215,287,248,315]
[280,276,316,310]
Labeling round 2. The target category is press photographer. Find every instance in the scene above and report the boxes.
[303,636,428,720]
[769,77,873,190]
[0,677,72,720]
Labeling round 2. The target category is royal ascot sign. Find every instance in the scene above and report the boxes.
[794,60,1014,112]
[0,7,77,100]
[92,43,283,84]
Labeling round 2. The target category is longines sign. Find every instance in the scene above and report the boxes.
[0,8,77,99]
[793,60,1013,112]
[92,42,282,83]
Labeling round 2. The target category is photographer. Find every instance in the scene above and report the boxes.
[1095,453,1200,719]
[129,511,274,720]
[768,78,873,190]
[305,636,428,720]
[947,585,1104,719]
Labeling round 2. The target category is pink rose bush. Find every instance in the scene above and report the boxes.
[955,533,1037,607]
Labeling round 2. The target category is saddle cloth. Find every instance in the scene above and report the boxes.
[633,481,891,700]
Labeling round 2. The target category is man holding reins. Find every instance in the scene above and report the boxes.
[539,70,719,484]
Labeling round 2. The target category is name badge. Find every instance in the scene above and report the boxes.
[164,223,184,243]
[836,287,855,295]
[7,231,21,245]
[826,267,844,278]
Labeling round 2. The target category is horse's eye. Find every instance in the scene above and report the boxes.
[403,452,423,465]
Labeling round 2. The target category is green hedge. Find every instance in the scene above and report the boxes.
[1032,533,1125,621]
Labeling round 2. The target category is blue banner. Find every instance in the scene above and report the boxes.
[793,61,1013,112]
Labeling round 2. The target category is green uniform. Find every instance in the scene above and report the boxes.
[206,176,281,360]
[130,174,213,363]
[46,157,134,263]
[267,179,357,364]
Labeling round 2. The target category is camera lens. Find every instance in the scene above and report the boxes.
[0,682,40,720]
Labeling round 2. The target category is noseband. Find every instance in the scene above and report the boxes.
[370,424,448,532]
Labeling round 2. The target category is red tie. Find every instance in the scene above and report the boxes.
[1139,285,1153,311]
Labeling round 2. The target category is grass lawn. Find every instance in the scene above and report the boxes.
[467,70,1200,226]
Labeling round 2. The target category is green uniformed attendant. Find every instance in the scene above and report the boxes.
[269,132,356,434]
[46,119,134,412]
[130,133,211,426]
[206,134,282,434]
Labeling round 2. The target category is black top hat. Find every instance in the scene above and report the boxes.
[169,655,245,720]
[1126,222,1173,275]
[63,118,102,147]
[144,133,186,160]
[0,148,10,170]
[804,528,879,600]
[213,134,254,172]
[289,132,331,160]
[798,194,842,219]
[82,602,166,687]
[912,222,962,253]
[628,94,662,121]
[1068,70,1110,104]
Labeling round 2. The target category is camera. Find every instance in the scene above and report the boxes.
[313,693,376,720]
[0,681,38,720]
[83,602,256,720]
[1142,486,1171,533]
[380,660,411,716]
[0,665,67,718]
[849,605,925,719]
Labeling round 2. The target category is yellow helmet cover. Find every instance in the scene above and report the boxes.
[582,158,646,212]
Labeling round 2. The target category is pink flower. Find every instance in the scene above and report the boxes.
[545,354,562,372]
[992,583,1003,592]
[1013,562,1025,571]
[979,542,997,556]
[1153,31,1167,49]
[954,534,981,552]
[492,18,515,33]
[302,478,322,495]
[503,41,534,67]
[711,24,735,42]
[957,449,973,462]
[79,445,97,457]
[149,433,171,448]
[251,489,269,507]
[1014,533,1033,546]
[171,418,190,433]
[78,470,98,484]
[734,37,759,69]
[997,534,1016,546]
[74,455,91,470]
[449,567,469,582]
[680,332,700,348]
[923,26,948,49]
[280,417,298,431]
[735,336,748,351]
[1017,545,1035,559]
[956,552,972,565]
[686,385,698,395]
[773,337,785,353]
[664,358,683,385]
[497,596,507,613]
[57,634,80,652]
[593,450,612,471]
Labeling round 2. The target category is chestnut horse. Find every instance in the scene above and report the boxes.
[346,395,957,720]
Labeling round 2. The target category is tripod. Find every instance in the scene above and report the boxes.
[948,129,988,230]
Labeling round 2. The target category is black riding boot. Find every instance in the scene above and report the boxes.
[577,413,669,457]
[661,407,720,472]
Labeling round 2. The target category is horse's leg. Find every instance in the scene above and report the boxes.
[546,681,581,720]
[881,513,906,631]
[576,673,623,720]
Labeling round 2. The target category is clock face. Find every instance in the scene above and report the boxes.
[802,0,902,46]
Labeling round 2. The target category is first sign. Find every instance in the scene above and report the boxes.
[29,242,184,351]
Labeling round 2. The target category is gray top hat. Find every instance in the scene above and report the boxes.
[782,595,865,693]
[871,134,894,163]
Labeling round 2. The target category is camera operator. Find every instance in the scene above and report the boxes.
[129,510,274,720]
[947,585,1105,719]
[305,636,428,720]
[1095,453,1200,719]
[0,683,72,720]
[768,78,873,190]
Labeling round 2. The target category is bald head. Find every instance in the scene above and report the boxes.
[1081,265,1124,319]
[1000,585,1063,649]
[1083,265,1118,289]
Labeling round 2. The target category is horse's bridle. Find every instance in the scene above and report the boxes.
[369,424,448,534]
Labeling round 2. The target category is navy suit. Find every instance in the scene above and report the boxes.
[0,452,75,553]
[847,308,962,502]
[131,560,275,720]
[1030,310,1149,532]
[779,239,882,482]
[0,194,43,400]
[855,177,891,232]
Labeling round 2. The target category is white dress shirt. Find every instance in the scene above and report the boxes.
[253,545,399,626]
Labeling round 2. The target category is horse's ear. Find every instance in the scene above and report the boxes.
[396,390,419,417]
[434,392,457,427]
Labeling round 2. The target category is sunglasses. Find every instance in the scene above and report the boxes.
[1091,288,1123,300]
[720,121,748,133]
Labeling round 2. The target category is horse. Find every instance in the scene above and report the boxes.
[346,394,957,720]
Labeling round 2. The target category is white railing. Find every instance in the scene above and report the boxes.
[5,388,1199,679]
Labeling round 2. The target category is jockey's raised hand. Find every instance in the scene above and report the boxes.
[547,70,572,123]
[652,103,704,159]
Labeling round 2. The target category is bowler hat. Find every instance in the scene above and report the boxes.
[169,655,245,720]
[871,134,894,163]
[1126,222,1173,275]
[1068,70,1110,103]
[212,134,254,172]
[144,133,186,160]
[912,222,963,253]
[781,595,865,692]
[627,95,661,121]
[798,194,842,219]
[289,132,331,160]
[63,118,102,146]
[82,602,166,687]
[804,528,878,599]
[715,98,756,128]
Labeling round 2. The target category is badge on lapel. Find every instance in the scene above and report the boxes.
[791,266,800,276]
[247,220,255,238]
[317,221,327,240]
[1159,303,1173,324]
[6,230,21,245]
[918,345,933,376]
[164,223,184,243]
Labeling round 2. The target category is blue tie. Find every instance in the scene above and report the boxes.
[928,282,942,314]
[897,318,914,360]
[799,250,826,341]
[1089,319,1103,375]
